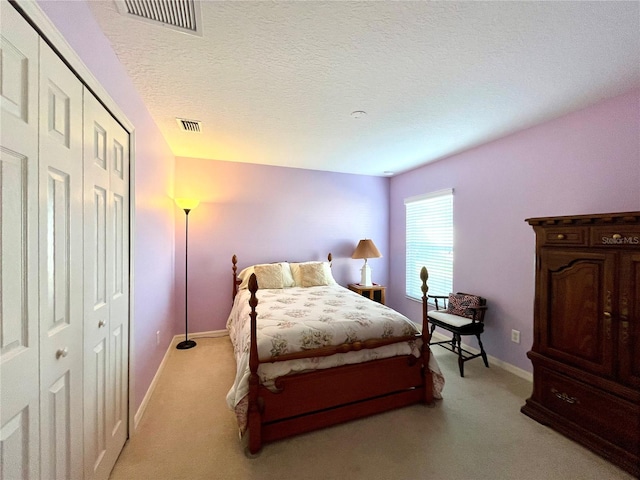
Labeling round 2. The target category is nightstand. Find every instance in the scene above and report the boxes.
[348,284,386,305]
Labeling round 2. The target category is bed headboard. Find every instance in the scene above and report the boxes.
[232,253,333,303]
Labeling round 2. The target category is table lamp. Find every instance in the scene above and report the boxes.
[352,239,382,286]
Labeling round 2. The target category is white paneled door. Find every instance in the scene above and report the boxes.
[0,3,41,478]
[38,39,84,480]
[83,92,130,480]
[1,3,131,479]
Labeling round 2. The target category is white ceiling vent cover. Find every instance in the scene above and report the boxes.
[176,118,202,133]
[116,0,202,36]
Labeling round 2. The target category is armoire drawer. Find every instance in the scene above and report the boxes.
[539,368,639,453]
[540,227,588,246]
[591,226,640,247]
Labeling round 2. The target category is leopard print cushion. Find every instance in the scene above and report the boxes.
[447,293,481,318]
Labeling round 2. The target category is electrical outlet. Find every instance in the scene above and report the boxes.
[511,329,521,344]
[156,330,161,346]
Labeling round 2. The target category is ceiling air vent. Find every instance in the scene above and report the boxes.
[176,118,202,133]
[116,0,203,36]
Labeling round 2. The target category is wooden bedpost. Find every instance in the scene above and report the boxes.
[420,266,434,404]
[420,266,430,343]
[232,254,238,302]
[247,273,262,454]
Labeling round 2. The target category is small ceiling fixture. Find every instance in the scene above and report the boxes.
[176,118,202,133]
[350,111,367,119]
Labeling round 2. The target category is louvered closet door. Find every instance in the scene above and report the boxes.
[83,91,130,480]
[0,3,41,478]
[38,40,85,480]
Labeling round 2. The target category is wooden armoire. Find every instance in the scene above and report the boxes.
[522,212,640,476]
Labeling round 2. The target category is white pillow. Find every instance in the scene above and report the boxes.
[280,262,295,287]
[238,262,295,289]
[323,262,337,285]
[290,261,337,287]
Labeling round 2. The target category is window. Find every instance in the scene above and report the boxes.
[405,189,453,302]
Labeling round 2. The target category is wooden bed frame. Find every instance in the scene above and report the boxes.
[231,254,434,454]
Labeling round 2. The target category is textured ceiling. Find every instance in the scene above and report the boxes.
[88,1,640,176]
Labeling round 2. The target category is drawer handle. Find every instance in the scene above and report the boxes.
[551,388,579,404]
[56,347,69,359]
[556,234,565,240]
[98,320,107,328]
[612,233,622,239]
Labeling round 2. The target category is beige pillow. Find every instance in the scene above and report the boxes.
[253,264,284,289]
[238,262,294,289]
[299,262,329,287]
[290,261,337,286]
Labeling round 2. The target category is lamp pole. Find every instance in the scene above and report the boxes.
[177,206,196,349]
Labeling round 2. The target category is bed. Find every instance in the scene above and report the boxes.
[226,254,444,454]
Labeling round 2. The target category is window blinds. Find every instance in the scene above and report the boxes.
[405,189,453,302]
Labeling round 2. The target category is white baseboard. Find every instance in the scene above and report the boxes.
[133,335,178,430]
[188,329,229,339]
[133,329,229,429]
[431,331,533,382]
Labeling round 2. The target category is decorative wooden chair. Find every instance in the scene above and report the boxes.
[427,293,489,377]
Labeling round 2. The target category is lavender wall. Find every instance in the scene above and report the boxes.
[30,1,640,405]
[38,1,177,411]
[389,89,640,372]
[174,157,390,333]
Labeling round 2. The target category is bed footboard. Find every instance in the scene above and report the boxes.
[244,263,435,454]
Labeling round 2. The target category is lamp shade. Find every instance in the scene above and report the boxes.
[175,198,200,211]
[352,239,382,259]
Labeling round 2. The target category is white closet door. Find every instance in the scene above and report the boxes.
[83,91,130,480]
[38,40,84,480]
[0,3,41,478]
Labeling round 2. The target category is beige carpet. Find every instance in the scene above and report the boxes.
[109,337,634,479]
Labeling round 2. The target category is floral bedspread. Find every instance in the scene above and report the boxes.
[225,285,444,433]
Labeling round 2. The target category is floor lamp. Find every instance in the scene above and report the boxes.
[175,198,199,350]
